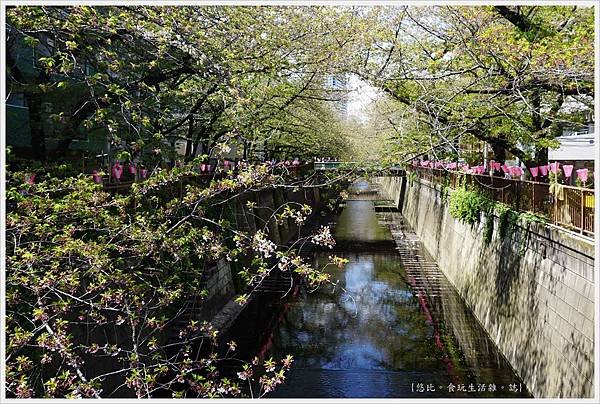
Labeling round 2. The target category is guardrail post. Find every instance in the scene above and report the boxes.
[554,192,558,226]
[580,189,585,234]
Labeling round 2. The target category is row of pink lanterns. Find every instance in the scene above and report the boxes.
[91,160,242,183]
[92,162,149,183]
[413,159,590,183]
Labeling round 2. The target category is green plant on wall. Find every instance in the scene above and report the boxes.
[440,173,451,205]
[448,186,547,248]
[496,202,518,239]
[483,213,494,244]
[407,170,417,185]
[548,169,563,184]
[448,186,492,225]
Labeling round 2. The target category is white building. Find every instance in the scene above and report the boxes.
[324,74,348,119]
[548,122,596,163]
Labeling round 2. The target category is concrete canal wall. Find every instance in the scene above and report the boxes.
[376,176,595,398]
[197,186,325,327]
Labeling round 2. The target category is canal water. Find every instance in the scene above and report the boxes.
[227,183,531,398]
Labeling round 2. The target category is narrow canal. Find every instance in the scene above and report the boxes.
[227,181,532,398]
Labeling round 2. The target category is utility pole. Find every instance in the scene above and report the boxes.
[483,143,488,171]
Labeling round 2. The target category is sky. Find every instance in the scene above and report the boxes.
[346,74,381,123]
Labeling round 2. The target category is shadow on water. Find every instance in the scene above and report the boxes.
[225,182,532,398]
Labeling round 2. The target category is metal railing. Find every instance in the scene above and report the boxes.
[314,161,358,171]
[410,166,594,237]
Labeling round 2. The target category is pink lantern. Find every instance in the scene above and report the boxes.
[25,173,36,185]
[412,160,418,167]
[200,164,207,172]
[529,166,539,178]
[420,160,429,167]
[509,166,523,177]
[501,164,509,173]
[576,168,589,183]
[493,162,501,171]
[140,169,148,179]
[112,162,123,180]
[549,162,560,174]
[562,165,574,178]
[92,170,102,184]
[539,165,548,176]
[128,164,137,174]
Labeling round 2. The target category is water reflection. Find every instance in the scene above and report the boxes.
[274,253,445,374]
[230,193,531,398]
[334,200,391,242]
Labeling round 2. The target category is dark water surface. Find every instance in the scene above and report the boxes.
[227,190,531,398]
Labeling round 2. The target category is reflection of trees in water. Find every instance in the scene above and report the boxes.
[334,201,392,242]
[272,253,447,372]
[264,246,530,397]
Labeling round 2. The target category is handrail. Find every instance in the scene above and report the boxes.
[417,166,593,191]
[409,166,594,236]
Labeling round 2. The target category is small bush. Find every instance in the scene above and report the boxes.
[448,186,491,225]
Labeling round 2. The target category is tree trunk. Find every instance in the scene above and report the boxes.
[54,138,73,156]
[490,142,506,163]
[535,148,548,166]
[185,116,194,161]
[26,92,46,161]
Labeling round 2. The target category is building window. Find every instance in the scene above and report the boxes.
[6,92,28,108]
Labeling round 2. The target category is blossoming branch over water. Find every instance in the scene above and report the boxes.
[311,226,336,249]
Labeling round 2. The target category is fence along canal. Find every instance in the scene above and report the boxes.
[410,166,594,236]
